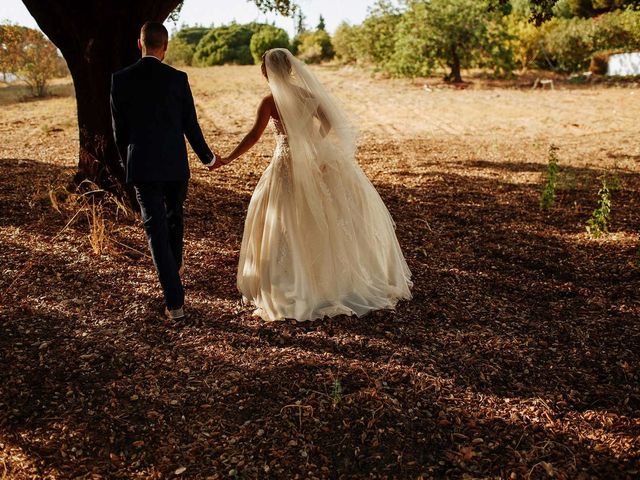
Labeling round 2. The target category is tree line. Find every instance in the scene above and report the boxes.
[331,0,640,82]
[162,1,640,83]
[165,15,333,67]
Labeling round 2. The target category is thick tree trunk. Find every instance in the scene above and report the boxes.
[449,45,462,83]
[65,29,139,192]
[21,0,180,199]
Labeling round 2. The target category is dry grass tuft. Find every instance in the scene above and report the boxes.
[48,180,132,255]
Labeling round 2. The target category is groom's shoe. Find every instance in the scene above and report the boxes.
[165,306,186,321]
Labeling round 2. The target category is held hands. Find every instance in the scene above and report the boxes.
[208,153,229,171]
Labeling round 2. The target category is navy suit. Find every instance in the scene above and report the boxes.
[110,56,214,310]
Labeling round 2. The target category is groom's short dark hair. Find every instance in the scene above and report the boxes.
[141,21,168,50]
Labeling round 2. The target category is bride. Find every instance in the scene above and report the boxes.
[219,48,412,322]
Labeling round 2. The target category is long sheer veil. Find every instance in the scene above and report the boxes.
[264,48,358,227]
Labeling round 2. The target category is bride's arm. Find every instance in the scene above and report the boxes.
[317,105,331,137]
[221,96,273,165]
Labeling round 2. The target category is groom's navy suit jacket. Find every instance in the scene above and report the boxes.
[110,56,213,184]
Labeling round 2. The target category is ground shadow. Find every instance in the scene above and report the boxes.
[1,153,638,478]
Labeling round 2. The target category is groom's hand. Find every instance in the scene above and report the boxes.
[209,155,229,170]
[207,152,221,171]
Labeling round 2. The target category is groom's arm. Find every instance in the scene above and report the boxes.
[182,72,216,166]
[109,75,128,169]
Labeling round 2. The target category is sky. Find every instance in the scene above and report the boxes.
[0,0,378,36]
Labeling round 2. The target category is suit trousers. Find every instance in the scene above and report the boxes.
[134,181,188,309]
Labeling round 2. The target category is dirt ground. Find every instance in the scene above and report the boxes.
[0,66,639,479]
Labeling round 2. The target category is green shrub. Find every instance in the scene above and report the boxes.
[539,17,595,71]
[566,0,595,18]
[538,9,640,72]
[591,8,640,51]
[510,0,532,18]
[586,179,611,238]
[332,22,360,64]
[480,15,517,77]
[354,1,401,67]
[296,29,334,63]
[552,0,576,18]
[174,26,210,47]
[506,15,545,71]
[165,37,195,66]
[194,23,258,66]
[386,0,434,77]
[331,0,640,76]
[249,25,290,64]
[540,144,560,210]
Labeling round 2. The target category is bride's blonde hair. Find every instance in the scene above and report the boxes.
[261,49,292,80]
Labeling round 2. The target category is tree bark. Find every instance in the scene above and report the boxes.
[449,44,462,83]
[21,0,180,198]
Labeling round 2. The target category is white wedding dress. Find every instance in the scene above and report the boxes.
[237,49,412,322]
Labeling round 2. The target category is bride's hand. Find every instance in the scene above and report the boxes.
[209,156,227,170]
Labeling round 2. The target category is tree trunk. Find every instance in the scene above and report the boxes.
[449,44,462,83]
[21,0,180,198]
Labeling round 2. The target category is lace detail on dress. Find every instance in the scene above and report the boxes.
[271,120,292,194]
[271,117,286,136]
[276,238,289,266]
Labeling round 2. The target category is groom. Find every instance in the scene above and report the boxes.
[110,21,218,321]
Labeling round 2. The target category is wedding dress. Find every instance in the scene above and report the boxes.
[237,49,412,322]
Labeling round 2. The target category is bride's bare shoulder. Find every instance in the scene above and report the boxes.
[262,94,280,119]
[264,93,276,106]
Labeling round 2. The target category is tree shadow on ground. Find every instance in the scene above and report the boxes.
[2,304,637,478]
[208,161,639,412]
[1,155,638,478]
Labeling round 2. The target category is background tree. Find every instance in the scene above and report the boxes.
[522,0,640,23]
[19,0,294,198]
[249,24,290,63]
[332,22,360,64]
[194,23,258,65]
[390,0,502,82]
[295,29,334,63]
[568,0,595,17]
[166,26,220,67]
[294,6,307,35]
[165,37,195,66]
[0,25,24,82]
[526,0,562,24]
[317,15,326,31]
[552,0,579,18]
[505,12,544,71]
[0,24,66,96]
[0,25,23,79]
[290,6,307,54]
[510,0,532,18]
[174,25,209,46]
[353,1,401,67]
